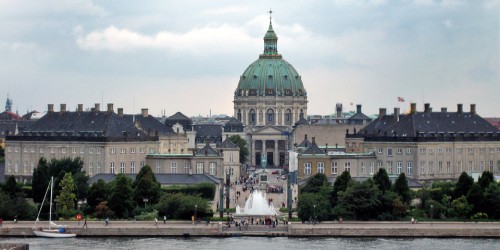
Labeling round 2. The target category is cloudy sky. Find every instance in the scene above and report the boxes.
[1,0,499,118]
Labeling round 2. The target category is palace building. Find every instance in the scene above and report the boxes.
[234,14,307,167]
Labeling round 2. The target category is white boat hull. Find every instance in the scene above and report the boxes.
[33,230,77,238]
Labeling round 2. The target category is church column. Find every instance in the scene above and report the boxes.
[292,108,296,124]
[274,140,279,167]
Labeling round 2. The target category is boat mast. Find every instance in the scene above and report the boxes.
[49,176,53,229]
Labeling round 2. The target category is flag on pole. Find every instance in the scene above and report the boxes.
[397,96,405,102]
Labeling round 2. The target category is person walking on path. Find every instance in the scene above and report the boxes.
[0,218,3,227]
[82,218,88,228]
[155,217,158,226]
[105,217,109,226]
[163,215,167,224]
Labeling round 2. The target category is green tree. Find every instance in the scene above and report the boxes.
[156,193,210,220]
[337,179,381,220]
[373,168,391,193]
[448,196,472,218]
[297,192,331,222]
[483,182,500,219]
[86,179,109,213]
[301,173,328,193]
[57,172,77,219]
[393,173,410,204]
[108,174,134,218]
[478,171,494,191]
[0,145,5,158]
[331,170,352,207]
[392,197,408,218]
[454,172,473,199]
[229,135,248,164]
[32,158,50,203]
[2,175,20,199]
[133,165,161,207]
[467,183,485,214]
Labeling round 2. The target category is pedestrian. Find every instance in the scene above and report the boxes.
[105,217,109,226]
[163,215,167,224]
[155,217,158,226]
[14,215,17,223]
[82,218,88,228]
[0,217,3,227]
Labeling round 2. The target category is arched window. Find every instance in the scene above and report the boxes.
[266,109,275,125]
[285,108,292,125]
[317,162,325,174]
[249,109,256,125]
[304,162,312,175]
[237,109,242,121]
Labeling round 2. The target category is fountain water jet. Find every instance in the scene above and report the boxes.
[235,190,279,216]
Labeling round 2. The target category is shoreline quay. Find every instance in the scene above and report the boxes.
[1,221,499,238]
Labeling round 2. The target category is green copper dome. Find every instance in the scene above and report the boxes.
[235,19,306,97]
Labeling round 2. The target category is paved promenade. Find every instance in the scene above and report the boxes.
[1,220,499,237]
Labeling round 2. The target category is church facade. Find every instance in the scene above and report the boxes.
[233,15,308,167]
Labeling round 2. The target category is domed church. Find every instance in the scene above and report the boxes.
[234,12,308,167]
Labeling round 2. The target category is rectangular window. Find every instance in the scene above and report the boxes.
[120,148,126,154]
[447,162,451,173]
[149,148,155,154]
[457,161,462,173]
[61,147,66,154]
[40,147,44,154]
[387,161,393,174]
[140,161,145,167]
[140,148,145,154]
[120,162,125,173]
[429,161,434,174]
[446,148,452,153]
[480,161,485,171]
[30,147,35,153]
[172,162,177,174]
[468,161,473,172]
[397,161,403,174]
[110,162,115,174]
[209,162,216,175]
[420,161,426,175]
[50,148,55,154]
[438,162,443,173]
[361,162,365,174]
[130,148,136,154]
[15,161,19,173]
[387,148,393,157]
[480,147,485,152]
[89,162,93,175]
[468,148,474,154]
[130,161,136,174]
[378,148,383,154]
[7,147,12,153]
[428,148,433,154]
[397,148,402,154]
[317,162,325,174]
[72,147,77,154]
[97,162,101,174]
[304,162,312,175]
[23,147,27,153]
[110,148,116,154]
[377,161,383,172]
[89,148,94,154]
[196,162,204,174]
[420,148,426,154]
[344,162,351,173]
[7,160,12,173]
[489,161,494,172]
[407,148,412,154]
[80,147,85,154]
[184,161,190,173]
[31,161,35,174]
[156,162,161,174]
[97,148,101,154]
[407,161,413,175]
[15,147,19,152]
[457,148,463,153]
[438,148,443,153]
[24,161,28,173]
[370,162,375,175]
[331,162,338,174]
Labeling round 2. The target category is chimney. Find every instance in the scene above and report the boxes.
[410,103,417,114]
[48,104,54,113]
[470,104,476,115]
[356,104,362,113]
[141,108,148,117]
[378,108,386,118]
[117,108,123,116]
[77,104,83,112]
[457,104,463,114]
[394,108,400,122]
[441,107,447,113]
[424,103,430,113]
[107,103,114,113]
[94,103,100,112]
[60,104,66,113]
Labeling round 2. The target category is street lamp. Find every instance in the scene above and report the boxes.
[430,204,434,226]
[313,205,316,225]
[195,204,198,223]
[143,198,149,208]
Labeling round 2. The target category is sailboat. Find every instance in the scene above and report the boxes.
[33,176,77,238]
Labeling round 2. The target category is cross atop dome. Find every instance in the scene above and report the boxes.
[269,9,272,24]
